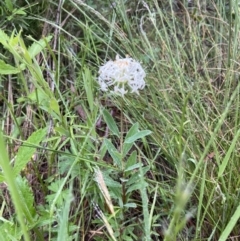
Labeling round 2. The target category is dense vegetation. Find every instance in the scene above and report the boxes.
[0,0,240,240]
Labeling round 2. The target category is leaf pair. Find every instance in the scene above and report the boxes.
[102,108,151,142]
[102,108,151,168]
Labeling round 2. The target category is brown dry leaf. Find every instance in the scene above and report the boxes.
[205,152,215,162]
[75,105,87,121]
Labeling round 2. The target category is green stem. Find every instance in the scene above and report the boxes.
[120,99,124,170]
[0,133,30,241]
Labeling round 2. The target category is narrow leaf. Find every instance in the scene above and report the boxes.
[219,204,240,241]
[125,123,139,139]
[218,129,240,178]
[49,97,60,116]
[102,109,120,137]
[0,174,4,182]
[0,29,9,46]
[0,60,20,75]
[83,67,94,112]
[102,173,122,188]
[5,0,13,11]
[57,187,74,241]
[13,128,47,176]
[0,132,31,241]
[13,8,27,15]
[124,130,152,144]
[16,176,35,223]
[28,35,52,59]
[124,203,137,208]
[125,163,143,172]
[127,166,150,186]
[126,181,148,194]
[126,172,140,187]
[104,139,121,167]
[139,164,150,240]
[27,88,49,104]
[123,123,139,157]
[125,150,137,171]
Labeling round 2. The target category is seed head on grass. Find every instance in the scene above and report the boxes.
[93,203,117,241]
[98,55,146,96]
[94,168,115,216]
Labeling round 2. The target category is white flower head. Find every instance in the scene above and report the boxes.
[98,55,146,96]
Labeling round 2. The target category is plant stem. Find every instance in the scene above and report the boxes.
[0,133,30,241]
[120,98,124,171]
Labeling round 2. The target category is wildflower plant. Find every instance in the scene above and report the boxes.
[94,55,152,240]
[98,55,146,96]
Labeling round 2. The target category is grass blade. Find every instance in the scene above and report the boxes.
[219,204,240,241]
[0,132,30,241]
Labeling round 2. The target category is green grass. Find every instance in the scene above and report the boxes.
[0,0,240,240]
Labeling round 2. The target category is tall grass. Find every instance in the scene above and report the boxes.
[0,0,240,240]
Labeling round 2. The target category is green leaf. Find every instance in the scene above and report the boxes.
[0,60,20,75]
[139,165,150,240]
[104,139,121,167]
[7,8,26,21]
[6,30,32,64]
[126,172,140,187]
[0,132,31,241]
[46,180,69,207]
[218,129,240,178]
[0,173,4,182]
[102,173,121,188]
[99,141,108,161]
[125,123,139,138]
[5,0,13,12]
[13,128,47,176]
[124,130,152,144]
[219,204,240,241]
[125,162,143,172]
[123,123,139,157]
[55,126,70,137]
[126,181,148,194]
[13,8,27,15]
[57,186,74,241]
[15,176,35,223]
[49,97,60,116]
[126,166,150,187]
[123,123,151,148]
[83,67,94,112]
[0,29,9,46]
[125,150,137,171]
[58,153,75,175]
[122,142,133,159]
[18,35,31,64]
[126,167,149,194]
[124,203,137,208]
[28,35,52,59]
[102,109,120,137]
[0,221,22,241]
[27,88,49,103]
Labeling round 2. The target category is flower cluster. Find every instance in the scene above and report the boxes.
[98,55,146,96]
